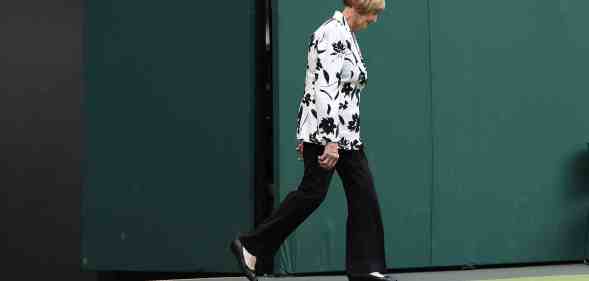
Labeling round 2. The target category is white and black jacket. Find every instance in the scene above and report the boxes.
[296,10,368,150]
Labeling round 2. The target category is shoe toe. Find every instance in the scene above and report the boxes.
[230,239,258,281]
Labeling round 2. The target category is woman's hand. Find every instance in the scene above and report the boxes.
[318,143,339,170]
[296,143,304,161]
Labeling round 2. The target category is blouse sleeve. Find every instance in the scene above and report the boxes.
[312,26,345,144]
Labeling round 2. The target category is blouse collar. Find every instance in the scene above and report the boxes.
[333,10,352,33]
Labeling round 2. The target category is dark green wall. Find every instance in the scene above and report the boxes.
[430,0,589,266]
[81,0,589,273]
[273,0,432,272]
[82,0,256,272]
[274,0,589,272]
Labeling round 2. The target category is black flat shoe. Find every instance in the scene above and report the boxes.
[230,238,258,281]
[347,274,396,281]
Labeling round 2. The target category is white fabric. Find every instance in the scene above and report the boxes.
[296,11,368,150]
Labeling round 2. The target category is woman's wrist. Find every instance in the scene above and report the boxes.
[326,142,339,150]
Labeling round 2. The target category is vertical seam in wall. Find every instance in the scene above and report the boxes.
[271,0,283,272]
[585,209,589,260]
[80,0,89,267]
[425,0,435,266]
[272,0,280,214]
[586,145,589,261]
[251,0,258,229]
[271,0,277,201]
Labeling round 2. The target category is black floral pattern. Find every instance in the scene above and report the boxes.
[315,58,323,71]
[319,117,337,135]
[302,93,312,106]
[309,132,319,144]
[308,34,316,50]
[296,106,303,134]
[353,88,361,101]
[351,140,361,150]
[359,70,367,86]
[320,89,331,99]
[332,41,345,54]
[338,138,350,148]
[296,10,368,150]
[347,113,360,133]
[352,52,358,64]
[341,83,354,98]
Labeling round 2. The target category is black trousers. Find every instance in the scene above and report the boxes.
[240,143,387,275]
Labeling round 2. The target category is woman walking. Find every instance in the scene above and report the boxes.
[231,1,392,281]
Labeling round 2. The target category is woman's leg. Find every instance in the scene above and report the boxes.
[240,143,335,257]
[336,148,387,275]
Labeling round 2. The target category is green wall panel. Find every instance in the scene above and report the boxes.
[274,0,432,272]
[430,0,589,266]
[275,0,589,272]
[82,0,255,272]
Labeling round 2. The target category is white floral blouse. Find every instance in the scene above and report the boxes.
[296,10,368,150]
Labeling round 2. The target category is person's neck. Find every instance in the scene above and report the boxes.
[342,7,358,32]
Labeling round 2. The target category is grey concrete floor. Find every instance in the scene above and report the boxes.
[162,263,589,281]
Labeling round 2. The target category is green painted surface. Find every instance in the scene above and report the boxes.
[430,0,589,266]
[274,0,589,273]
[273,0,432,272]
[474,275,589,281]
[81,0,589,273]
[82,0,256,272]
